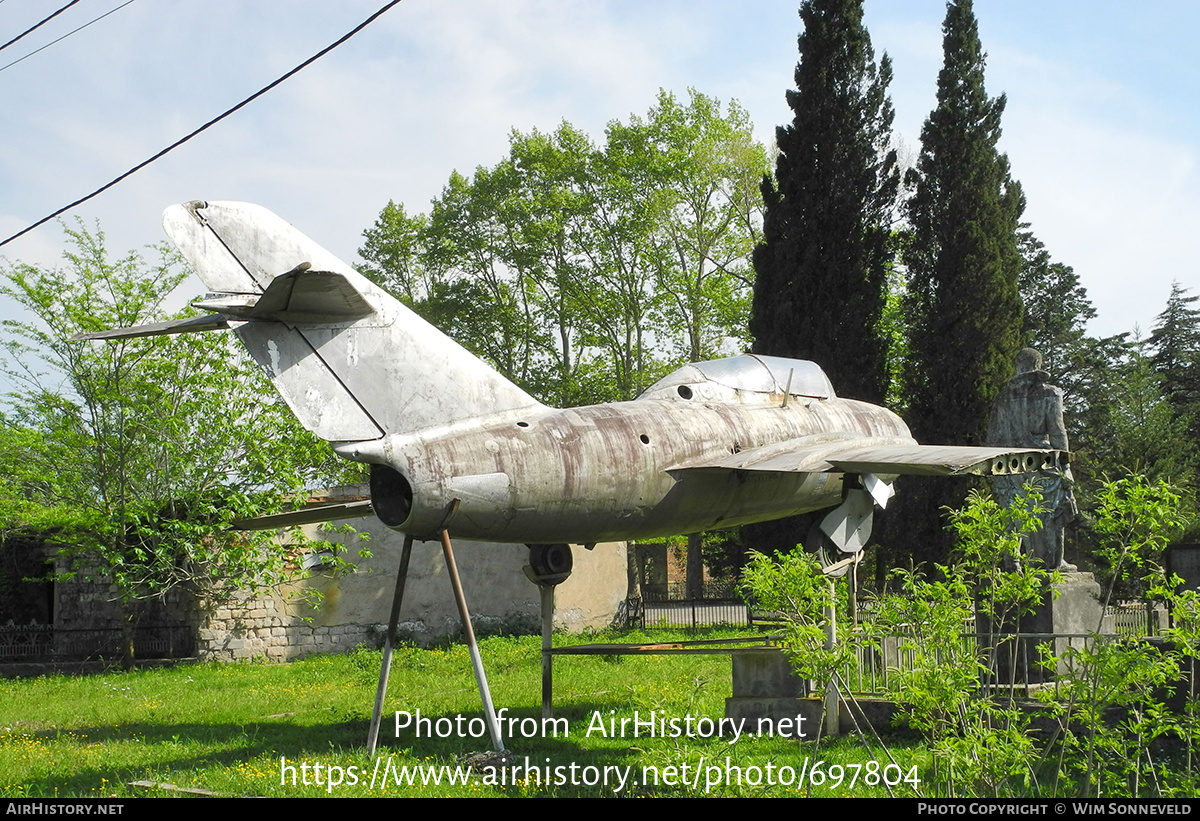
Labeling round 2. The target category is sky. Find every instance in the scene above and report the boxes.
[0,0,1196,341]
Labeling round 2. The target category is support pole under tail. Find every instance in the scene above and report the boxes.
[440,528,506,753]
[367,534,414,757]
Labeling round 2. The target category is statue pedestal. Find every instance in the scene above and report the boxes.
[725,650,822,737]
[982,572,1103,684]
[1033,572,1103,677]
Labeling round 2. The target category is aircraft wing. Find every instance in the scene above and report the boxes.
[826,444,1067,476]
[229,499,374,531]
[671,437,1067,477]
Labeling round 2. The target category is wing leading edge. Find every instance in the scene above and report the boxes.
[672,438,1068,478]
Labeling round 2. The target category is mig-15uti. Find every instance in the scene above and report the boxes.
[80,201,1066,753]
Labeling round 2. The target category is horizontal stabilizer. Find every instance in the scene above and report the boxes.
[73,314,230,341]
[230,499,374,531]
[193,265,376,325]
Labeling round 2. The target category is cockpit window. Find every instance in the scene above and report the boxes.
[640,354,834,399]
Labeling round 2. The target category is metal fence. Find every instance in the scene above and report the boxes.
[640,599,749,628]
[834,628,1134,698]
[632,581,749,628]
[1106,602,1160,636]
[0,623,194,663]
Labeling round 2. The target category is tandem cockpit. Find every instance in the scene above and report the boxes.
[636,354,835,404]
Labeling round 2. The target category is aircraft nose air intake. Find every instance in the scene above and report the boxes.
[370,464,413,527]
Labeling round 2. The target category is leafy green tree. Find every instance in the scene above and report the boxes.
[362,93,766,406]
[1047,475,1184,797]
[750,0,899,406]
[1091,474,1183,609]
[0,221,345,657]
[892,0,1025,567]
[625,89,767,364]
[503,125,603,405]
[357,200,432,306]
[570,123,676,400]
[748,475,1199,797]
[424,167,548,388]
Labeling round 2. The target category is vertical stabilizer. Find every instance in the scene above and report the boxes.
[163,201,545,443]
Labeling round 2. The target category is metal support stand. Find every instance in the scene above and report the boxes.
[367,534,414,757]
[823,580,839,737]
[540,584,554,719]
[524,544,572,720]
[440,527,506,752]
[849,555,859,625]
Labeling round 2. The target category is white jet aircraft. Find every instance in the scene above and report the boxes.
[80,201,1065,753]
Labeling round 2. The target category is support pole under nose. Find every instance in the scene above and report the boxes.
[540,583,554,719]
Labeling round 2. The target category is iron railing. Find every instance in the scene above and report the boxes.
[0,623,194,662]
[631,580,749,628]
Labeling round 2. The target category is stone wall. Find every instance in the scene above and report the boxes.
[51,556,197,659]
[192,518,632,661]
[41,515,631,663]
[197,591,381,662]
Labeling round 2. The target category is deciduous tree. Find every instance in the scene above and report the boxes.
[360,93,767,406]
[358,200,432,306]
[0,222,347,657]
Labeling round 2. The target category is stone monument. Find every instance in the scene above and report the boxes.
[987,347,1078,572]
[987,348,1101,679]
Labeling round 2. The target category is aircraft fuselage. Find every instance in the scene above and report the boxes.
[339,385,913,543]
[83,203,1059,551]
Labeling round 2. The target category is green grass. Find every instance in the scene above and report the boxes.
[0,628,923,797]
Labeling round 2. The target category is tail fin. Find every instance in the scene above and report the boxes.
[86,201,545,443]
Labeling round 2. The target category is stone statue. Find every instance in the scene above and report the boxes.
[987,348,1077,572]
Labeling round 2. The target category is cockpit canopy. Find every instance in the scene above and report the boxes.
[638,354,835,401]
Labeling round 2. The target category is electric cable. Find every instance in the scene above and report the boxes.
[1,0,404,249]
[0,0,136,75]
[0,0,83,54]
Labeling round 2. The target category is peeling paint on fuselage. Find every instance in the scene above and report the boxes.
[353,384,914,543]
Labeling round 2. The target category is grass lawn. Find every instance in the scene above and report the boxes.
[0,628,923,798]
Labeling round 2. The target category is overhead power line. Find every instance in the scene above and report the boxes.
[1,0,404,249]
[0,0,137,75]
[0,0,82,54]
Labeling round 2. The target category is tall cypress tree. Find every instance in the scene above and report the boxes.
[904,0,1024,446]
[745,0,897,557]
[892,0,1026,567]
[1150,282,1200,421]
[750,0,898,405]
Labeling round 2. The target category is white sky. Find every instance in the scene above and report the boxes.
[0,0,1196,340]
